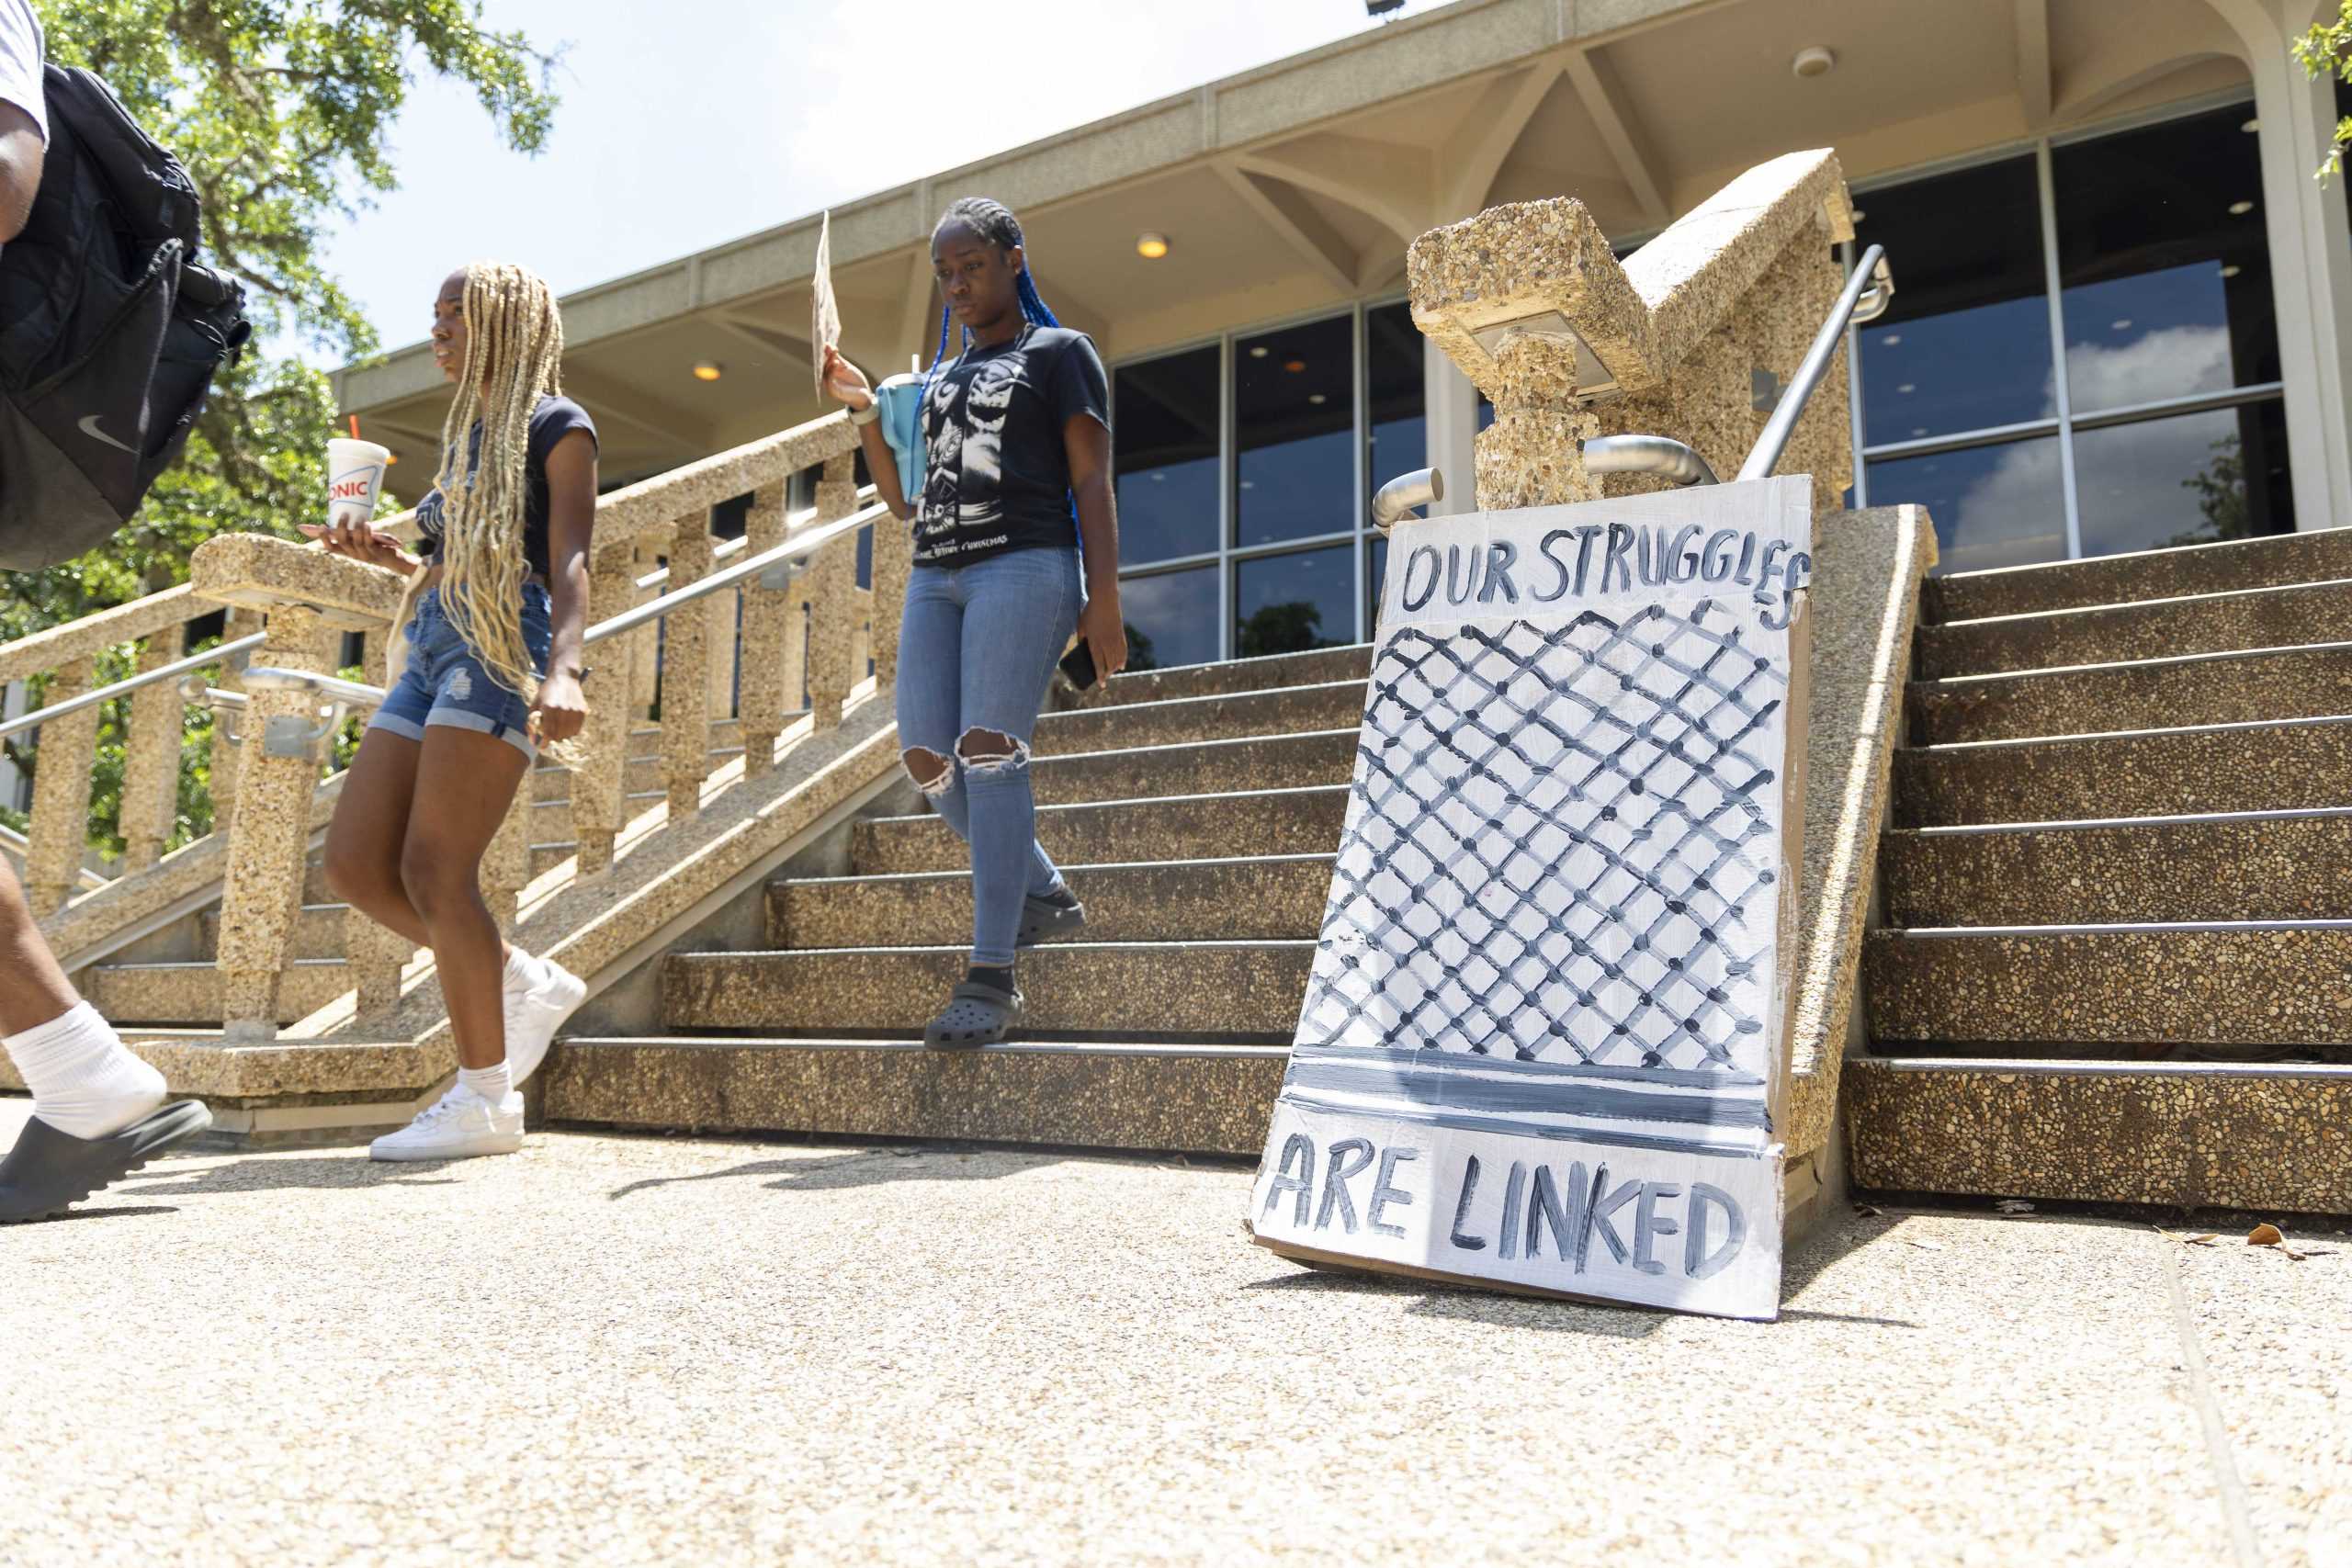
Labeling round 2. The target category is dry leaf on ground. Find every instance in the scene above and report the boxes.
[2155,1229,2219,1246]
[1905,1236,1945,1251]
[2249,1223,2285,1247]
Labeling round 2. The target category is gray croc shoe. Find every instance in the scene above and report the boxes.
[923,978,1023,1049]
[0,1100,212,1224]
[1018,887,1087,947]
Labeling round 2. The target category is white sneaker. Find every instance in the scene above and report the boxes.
[368,1083,524,1162]
[503,953,586,1087]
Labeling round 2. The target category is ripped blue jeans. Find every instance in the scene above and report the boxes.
[896,546,1081,967]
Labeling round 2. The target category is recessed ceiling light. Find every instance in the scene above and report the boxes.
[1150,471,1166,481]
[1849,209,1866,223]
[1283,357,1307,373]
[1249,345,1270,358]
[2110,319,2132,332]
[693,361,723,381]
[1136,232,1170,260]
[1896,382,1916,394]
[1911,427,1928,437]
[2229,200,2255,215]
[1882,333,1901,346]
[2221,264,2243,278]
[2242,118,2260,133]
[1792,45,1835,79]
[1308,392,1329,405]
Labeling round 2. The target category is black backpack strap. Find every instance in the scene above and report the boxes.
[38,64,199,251]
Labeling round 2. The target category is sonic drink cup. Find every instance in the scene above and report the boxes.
[326,438,391,531]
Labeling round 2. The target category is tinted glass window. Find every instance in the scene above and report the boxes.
[1114,346,1221,565]
[1119,566,1219,671]
[1856,157,2053,443]
[2075,400,2292,558]
[1866,437,2067,575]
[2052,102,2278,412]
[1236,545,1354,656]
[1236,315,1354,547]
[1366,302,1426,496]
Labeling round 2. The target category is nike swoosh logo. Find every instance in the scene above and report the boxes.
[78,415,137,455]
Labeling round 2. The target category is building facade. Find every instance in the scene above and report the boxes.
[339,0,2352,669]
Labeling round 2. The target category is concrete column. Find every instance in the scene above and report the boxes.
[481,786,532,930]
[22,657,98,916]
[661,521,715,818]
[1421,339,1481,517]
[119,636,186,872]
[207,607,265,829]
[2212,0,2352,531]
[805,456,860,733]
[213,605,334,1042]
[737,483,793,776]
[570,543,639,875]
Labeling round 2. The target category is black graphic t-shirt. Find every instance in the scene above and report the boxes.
[914,324,1107,566]
[414,394,598,579]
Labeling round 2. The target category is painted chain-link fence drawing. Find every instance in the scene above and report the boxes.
[1296,603,1787,1079]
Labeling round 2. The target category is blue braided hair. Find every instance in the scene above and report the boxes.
[922,197,1060,408]
[918,197,1082,540]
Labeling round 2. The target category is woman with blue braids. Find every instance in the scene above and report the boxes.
[824,197,1126,1047]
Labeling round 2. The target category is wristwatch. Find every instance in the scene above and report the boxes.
[848,393,882,427]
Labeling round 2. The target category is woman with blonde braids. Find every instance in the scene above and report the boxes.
[309,262,597,1162]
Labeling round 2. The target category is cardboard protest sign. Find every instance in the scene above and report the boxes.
[1249,478,1814,1321]
[811,209,841,400]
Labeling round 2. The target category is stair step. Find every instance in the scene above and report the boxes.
[662,941,1314,1037]
[1864,922,2352,1048]
[1843,1056,2352,1213]
[1893,716,2352,827]
[1032,680,1363,757]
[83,959,351,1027]
[769,855,1335,949]
[199,903,348,961]
[542,1037,1285,1156]
[1907,642,2352,745]
[1883,809,2352,927]
[852,785,1350,875]
[1917,579,2352,680]
[1062,644,1374,709]
[1924,528,2352,624]
[1031,729,1355,807]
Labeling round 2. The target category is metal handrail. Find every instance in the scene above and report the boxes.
[1370,468,1444,530]
[0,821,110,891]
[1737,243,1890,483]
[238,493,896,709]
[1584,434,1721,487]
[0,632,267,742]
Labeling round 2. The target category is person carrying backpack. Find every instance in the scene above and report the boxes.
[0,0,216,1222]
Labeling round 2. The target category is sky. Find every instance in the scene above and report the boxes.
[318,0,1396,364]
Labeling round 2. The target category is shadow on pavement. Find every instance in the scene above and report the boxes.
[607,1145,1061,1201]
[117,1157,458,1196]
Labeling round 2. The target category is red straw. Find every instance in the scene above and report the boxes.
[348,414,360,439]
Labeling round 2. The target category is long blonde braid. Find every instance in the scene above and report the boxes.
[433,261,567,730]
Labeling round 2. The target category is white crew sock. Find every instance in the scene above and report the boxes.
[503,946,541,991]
[458,1061,512,1106]
[4,1002,166,1140]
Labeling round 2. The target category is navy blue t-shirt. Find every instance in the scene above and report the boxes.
[914,325,1107,566]
[414,394,598,578]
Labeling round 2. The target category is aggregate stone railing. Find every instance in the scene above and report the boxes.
[1409,148,1860,515]
[3,407,896,1046]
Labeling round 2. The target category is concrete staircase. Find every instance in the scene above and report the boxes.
[542,646,1377,1156]
[1846,529,2352,1216]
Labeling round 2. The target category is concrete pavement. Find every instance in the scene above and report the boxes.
[0,1098,2344,1567]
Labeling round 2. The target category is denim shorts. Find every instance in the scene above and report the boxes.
[368,582,553,760]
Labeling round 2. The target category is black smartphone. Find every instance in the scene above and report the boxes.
[1058,638,1098,691]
